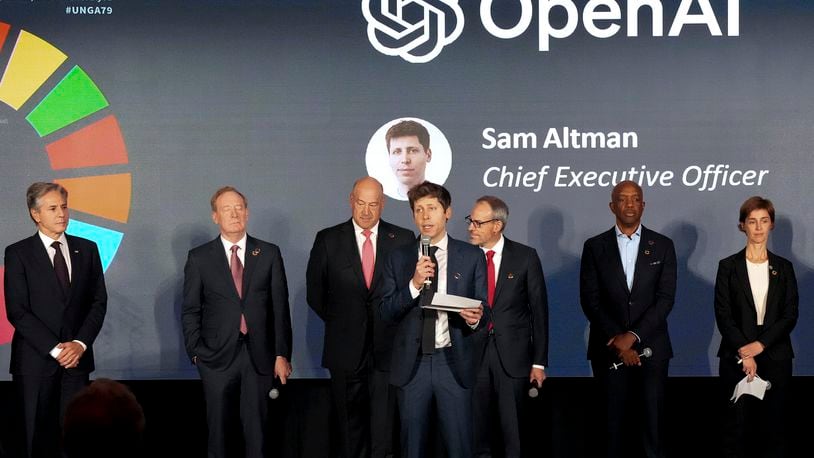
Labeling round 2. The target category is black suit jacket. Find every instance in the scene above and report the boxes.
[714,249,798,361]
[580,226,676,362]
[489,238,549,377]
[4,234,107,376]
[306,219,414,372]
[182,235,292,373]
[380,235,489,388]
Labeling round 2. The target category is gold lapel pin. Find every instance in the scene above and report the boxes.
[252,248,260,256]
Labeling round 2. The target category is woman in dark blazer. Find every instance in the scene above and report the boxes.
[714,196,798,458]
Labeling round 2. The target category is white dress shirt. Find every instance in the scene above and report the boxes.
[40,231,86,358]
[409,234,451,349]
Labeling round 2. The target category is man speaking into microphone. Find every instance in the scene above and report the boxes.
[380,181,489,458]
[579,181,676,458]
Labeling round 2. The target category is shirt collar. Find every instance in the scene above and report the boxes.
[39,230,68,248]
[480,234,505,255]
[614,224,641,240]
[431,233,449,252]
[220,233,247,252]
[352,219,379,236]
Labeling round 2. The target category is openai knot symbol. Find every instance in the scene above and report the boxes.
[362,0,464,64]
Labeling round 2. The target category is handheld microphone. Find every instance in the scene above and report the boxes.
[528,380,540,398]
[420,235,432,289]
[609,347,652,370]
[269,379,281,400]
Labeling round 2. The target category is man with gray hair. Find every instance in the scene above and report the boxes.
[467,195,549,457]
[4,182,108,458]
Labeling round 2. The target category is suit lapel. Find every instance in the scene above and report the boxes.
[211,237,239,300]
[630,226,651,294]
[445,237,457,296]
[66,236,82,303]
[733,249,757,314]
[492,238,512,305]
[604,228,630,295]
[764,251,781,323]
[30,235,64,299]
[341,221,367,290]
[242,236,260,299]
[371,221,396,290]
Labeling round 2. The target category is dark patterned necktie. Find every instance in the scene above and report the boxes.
[51,241,70,297]
[421,246,439,355]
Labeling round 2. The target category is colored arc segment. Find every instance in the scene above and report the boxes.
[66,220,123,273]
[46,115,129,170]
[26,65,109,137]
[0,30,67,110]
[55,174,131,224]
[0,22,10,52]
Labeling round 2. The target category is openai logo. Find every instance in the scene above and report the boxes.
[362,0,464,64]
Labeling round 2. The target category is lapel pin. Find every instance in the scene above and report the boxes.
[644,250,651,256]
[73,250,79,253]
[388,232,395,239]
[507,273,515,279]
[648,240,655,246]
[771,267,777,276]
[252,248,260,256]
[453,272,461,280]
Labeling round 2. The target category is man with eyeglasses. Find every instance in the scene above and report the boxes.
[466,196,549,458]
[306,177,414,458]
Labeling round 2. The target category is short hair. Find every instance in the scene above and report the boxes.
[738,196,775,232]
[385,120,430,152]
[611,180,643,200]
[26,182,68,223]
[475,195,509,231]
[408,181,451,211]
[63,378,145,458]
[210,186,248,212]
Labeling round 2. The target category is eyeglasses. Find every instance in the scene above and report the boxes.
[465,215,498,228]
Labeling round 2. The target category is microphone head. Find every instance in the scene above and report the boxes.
[765,381,772,391]
[528,387,539,398]
[641,347,653,358]
[269,388,279,400]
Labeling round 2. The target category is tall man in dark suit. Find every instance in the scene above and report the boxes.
[380,181,489,458]
[4,182,107,458]
[467,196,548,458]
[182,186,292,458]
[306,177,414,458]
[580,180,676,458]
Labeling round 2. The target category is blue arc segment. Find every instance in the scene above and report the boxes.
[66,219,123,272]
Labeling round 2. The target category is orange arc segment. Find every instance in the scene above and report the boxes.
[0,23,10,53]
[55,173,131,223]
[46,115,128,170]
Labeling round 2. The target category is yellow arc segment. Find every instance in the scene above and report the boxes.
[55,174,132,224]
[0,30,67,110]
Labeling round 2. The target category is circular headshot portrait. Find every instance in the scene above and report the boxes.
[365,117,453,201]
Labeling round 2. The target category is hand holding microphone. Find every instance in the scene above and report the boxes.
[420,235,432,289]
[609,347,652,370]
[528,380,540,398]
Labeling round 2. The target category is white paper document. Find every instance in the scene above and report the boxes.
[421,292,481,312]
[730,375,771,403]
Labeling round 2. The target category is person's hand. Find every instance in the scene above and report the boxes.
[412,256,435,290]
[458,304,483,326]
[56,342,85,369]
[742,357,757,381]
[530,367,546,386]
[620,348,641,367]
[607,332,636,356]
[738,341,765,361]
[275,356,292,384]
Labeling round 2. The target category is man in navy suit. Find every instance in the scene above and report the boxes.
[4,182,107,458]
[580,180,676,458]
[307,177,414,457]
[182,186,292,458]
[467,196,548,458]
[380,181,489,458]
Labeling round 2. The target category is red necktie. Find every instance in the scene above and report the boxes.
[362,229,374,289]
[230,245,247,334]
[486,250,496,331]
[486,250,496,306]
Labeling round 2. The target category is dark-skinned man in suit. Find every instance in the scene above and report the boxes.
[467,196,548,458]
[580,180,676,458]
[4,182,107,458]
[182,186,292,458]
[307,177,414,457]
